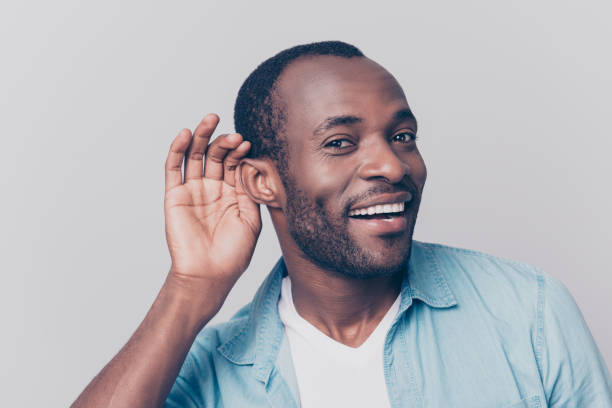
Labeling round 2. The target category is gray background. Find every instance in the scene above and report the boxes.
[1,0,610,406]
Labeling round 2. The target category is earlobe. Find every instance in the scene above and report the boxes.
[239,159,283,208]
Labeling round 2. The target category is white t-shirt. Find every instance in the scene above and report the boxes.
[277,276,400,408]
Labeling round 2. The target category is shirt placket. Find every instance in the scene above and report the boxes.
[384,307,424,408]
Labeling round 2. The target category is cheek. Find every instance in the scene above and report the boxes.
[314,175,350,215]
[289,161,347,213]
[295,154,352,197]
[303,169,337,197]
[412,151,427,189]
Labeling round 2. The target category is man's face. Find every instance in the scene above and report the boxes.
[276,56,427,279]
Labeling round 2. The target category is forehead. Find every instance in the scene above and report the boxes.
[275,56,409,131]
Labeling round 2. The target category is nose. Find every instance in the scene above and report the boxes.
[357,137,410,184]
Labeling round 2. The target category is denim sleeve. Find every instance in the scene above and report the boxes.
[538,272,612,407]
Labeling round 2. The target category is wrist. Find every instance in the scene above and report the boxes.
[160,271,233,333]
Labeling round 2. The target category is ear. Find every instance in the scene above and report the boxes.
[239,158,284,209]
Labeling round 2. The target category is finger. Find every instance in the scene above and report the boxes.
[203,133,243,180]
[184,113,220,181]
[165,129,192,191]
[223,141,251,187]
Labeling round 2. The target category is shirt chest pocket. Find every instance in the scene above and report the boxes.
[502,395,544,408]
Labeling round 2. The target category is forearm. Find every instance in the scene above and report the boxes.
[72,273,227,408]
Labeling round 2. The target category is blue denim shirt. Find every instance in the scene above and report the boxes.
[165,241,612,407]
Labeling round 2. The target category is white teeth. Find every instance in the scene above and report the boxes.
[348,201,407,217]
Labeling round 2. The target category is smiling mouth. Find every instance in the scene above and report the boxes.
[348,201,408,219]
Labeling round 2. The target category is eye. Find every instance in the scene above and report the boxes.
[324,138,355,150]
[392,131,418,143]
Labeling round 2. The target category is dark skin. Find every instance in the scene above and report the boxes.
[241,56,426,346]
[72,55,425,407]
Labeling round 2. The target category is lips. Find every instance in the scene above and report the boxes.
[348,201,405,217]
[343,190,416,235]
[347,191,414,215]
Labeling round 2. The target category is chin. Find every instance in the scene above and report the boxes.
[337,240,413,280]
[372,247,412,272]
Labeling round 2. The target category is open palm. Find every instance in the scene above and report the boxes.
[164,114,261,285]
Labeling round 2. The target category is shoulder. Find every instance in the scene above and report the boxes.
[412,242,612,404]
[170,302,254,386]
[417,241,540,275]
[190,302,253,356]
[415,240,545,290]
[415,241,590,332]
[414,241,549,323]
[165,304,254,407]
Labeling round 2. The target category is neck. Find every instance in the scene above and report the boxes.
[269,207,405,347]
[283,252,403,347]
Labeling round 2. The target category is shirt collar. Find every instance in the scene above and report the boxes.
[217,240,457,377]
[399,240,458,314]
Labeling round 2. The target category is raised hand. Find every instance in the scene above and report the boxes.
[164,114,261,294]
[71,114,262,408]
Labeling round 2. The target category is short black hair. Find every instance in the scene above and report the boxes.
[233,40,364,175]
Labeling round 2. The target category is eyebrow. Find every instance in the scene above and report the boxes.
[392,108,417,127]
[312,115,363,138]
[311,108,417,139]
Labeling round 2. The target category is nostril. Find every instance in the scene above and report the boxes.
[356,145,411,183]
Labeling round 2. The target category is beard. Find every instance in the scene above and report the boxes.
[282,174,418,279]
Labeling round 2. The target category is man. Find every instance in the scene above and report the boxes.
[73,41,612,407]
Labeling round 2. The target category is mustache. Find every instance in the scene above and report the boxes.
[344,178,421,211]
